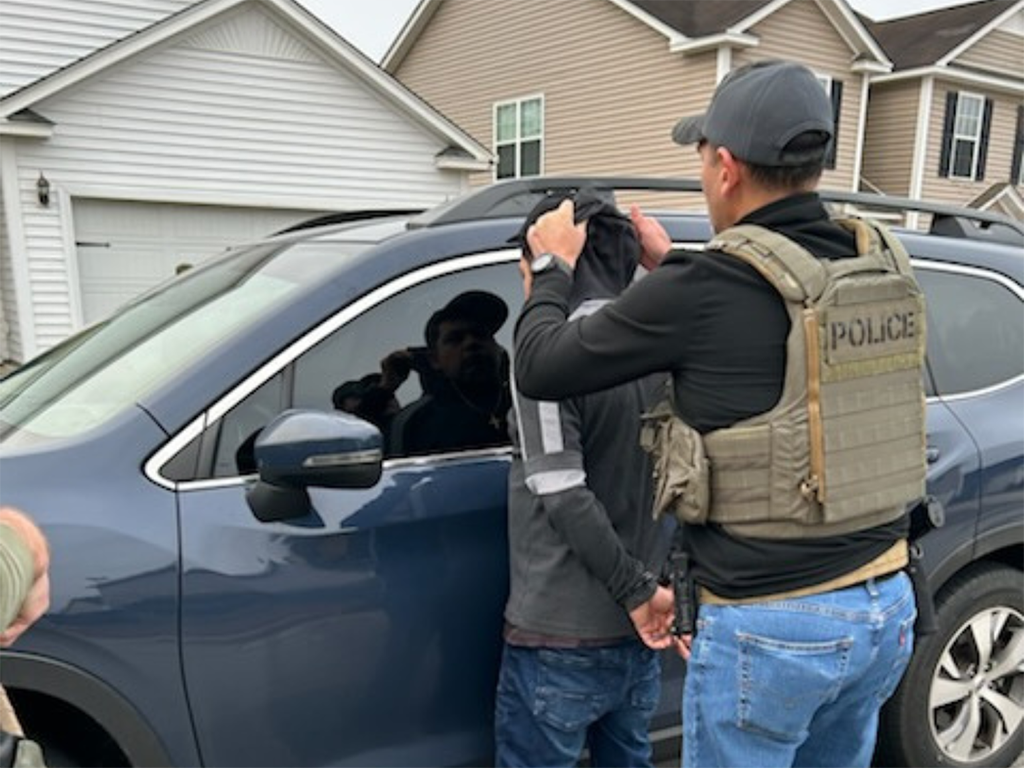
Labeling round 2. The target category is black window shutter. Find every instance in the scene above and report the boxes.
[1011,105,1024,184]
[939,91,958,177]
[826,80,843,169]
[976,97,994,181]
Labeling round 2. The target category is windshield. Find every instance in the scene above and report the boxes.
[0,237,371,443]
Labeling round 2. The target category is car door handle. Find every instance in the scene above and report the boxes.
[926,446,940,464]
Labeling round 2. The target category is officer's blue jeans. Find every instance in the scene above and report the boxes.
[682,572,916,768]
[494,640,661,768]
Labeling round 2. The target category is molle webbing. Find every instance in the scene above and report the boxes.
[700,220,927,539]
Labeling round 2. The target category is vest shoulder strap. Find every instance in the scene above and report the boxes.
[708,224,827,302]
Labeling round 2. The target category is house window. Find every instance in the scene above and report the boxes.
[814,74,843,170]
[951,93,984,179]
[494,96,543,179]
[940,91,993,181]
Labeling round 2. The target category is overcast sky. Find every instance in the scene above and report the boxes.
[297,0,985,63]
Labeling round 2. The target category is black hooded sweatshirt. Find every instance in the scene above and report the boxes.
[504,192,669,642]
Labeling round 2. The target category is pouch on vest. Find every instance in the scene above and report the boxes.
[640,385,709,524]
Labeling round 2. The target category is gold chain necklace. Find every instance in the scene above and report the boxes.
[450,382,504,430]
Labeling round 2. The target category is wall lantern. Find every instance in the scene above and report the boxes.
[36,173,51,207]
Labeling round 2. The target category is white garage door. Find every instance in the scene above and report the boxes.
[74,199,325,324]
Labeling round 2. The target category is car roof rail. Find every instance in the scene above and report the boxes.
[819,189,1024,244]
[408,177,703,228]
[408,176,1023,243]
[274,208,424,235]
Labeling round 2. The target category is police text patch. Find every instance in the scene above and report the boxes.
[824,298,922,365]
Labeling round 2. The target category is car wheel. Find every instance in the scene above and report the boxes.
[877,563,1024,768]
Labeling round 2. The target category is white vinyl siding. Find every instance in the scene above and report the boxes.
[4,5,472,356]
[0,178,6,361]
[949,92,985,180]
[0,0,192,97]
[494,95,543,180]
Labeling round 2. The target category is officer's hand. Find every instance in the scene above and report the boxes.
[519,256,533,299]
[526,199,585,268]
[629,585,675,650]
[630,205,671,271]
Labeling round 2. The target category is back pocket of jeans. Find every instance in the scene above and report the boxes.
[534,650,606,732]
[737,633,852,742]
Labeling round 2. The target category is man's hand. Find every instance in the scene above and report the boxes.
[630,205,671,271]
[0,506,50,648]
[629,584,675,650]
[379,349,414,392]
[674,634,693,661]
[526,199,586,268]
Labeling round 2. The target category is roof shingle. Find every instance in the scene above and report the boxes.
[863,0,1017,70]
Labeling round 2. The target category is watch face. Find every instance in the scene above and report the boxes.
[531,254,555,274]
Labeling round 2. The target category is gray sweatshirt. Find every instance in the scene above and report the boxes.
[504,298,667,641]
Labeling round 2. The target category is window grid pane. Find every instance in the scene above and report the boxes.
[520,99,542,138]
[497,144,517,179]
[496,104,517,143]
[954,95,983,139]
[951,140,975,178]
[520,140,541,177]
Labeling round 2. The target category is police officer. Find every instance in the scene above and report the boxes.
[514,60,922,768]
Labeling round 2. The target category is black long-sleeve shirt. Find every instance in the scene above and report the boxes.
[515,193,907,599]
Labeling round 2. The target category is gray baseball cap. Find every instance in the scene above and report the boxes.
[672,60,834,167]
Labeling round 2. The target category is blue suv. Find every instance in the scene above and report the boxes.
[1,179,1021,767]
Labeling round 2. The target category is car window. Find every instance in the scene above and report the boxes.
[0,239,371,446]
[203,258,522,478]
[917,266,1024,396]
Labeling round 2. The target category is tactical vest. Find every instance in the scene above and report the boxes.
[641,218,927,539]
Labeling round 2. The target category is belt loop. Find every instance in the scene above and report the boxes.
[865,576,880,599]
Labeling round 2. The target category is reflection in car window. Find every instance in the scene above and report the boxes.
[204,260,521,477]
[918,268,1024,396]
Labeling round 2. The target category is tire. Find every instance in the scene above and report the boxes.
[877,563,1024,768]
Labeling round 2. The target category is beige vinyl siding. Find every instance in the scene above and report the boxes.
[395,0,717,207]
[861,80,920,196]
[737,0,863,191]
[954,29,1024,79]
[920,81,1022,207]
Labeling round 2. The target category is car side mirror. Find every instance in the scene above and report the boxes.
[246,409,383,523]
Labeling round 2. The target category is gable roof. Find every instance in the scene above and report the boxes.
[626,0,773,37]
[863,0,1019,70]
[0,0,490,167]
[384,0,890,72]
